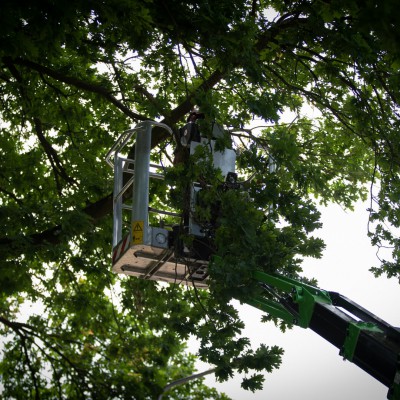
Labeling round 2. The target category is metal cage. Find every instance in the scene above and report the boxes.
[105,120,210,287]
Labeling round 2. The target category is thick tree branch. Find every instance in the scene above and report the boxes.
[33,117,77,193]
[125,67,225,161]
[133,81,168,117]
[3,57,148,122]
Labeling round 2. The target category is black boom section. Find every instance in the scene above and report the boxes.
[307,294,400,389]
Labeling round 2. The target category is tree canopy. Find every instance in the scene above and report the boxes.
[1,0,400,398]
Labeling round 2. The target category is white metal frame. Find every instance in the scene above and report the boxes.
[105,120,172,247]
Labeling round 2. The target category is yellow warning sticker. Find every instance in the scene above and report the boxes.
[132,221,144,245]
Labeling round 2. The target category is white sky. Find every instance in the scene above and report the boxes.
[189,198,400,400]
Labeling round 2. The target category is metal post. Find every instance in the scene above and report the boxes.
[131,121,152,245]
[158,368,217,400]
[113,154,123,246]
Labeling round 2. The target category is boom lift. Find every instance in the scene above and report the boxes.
[106,119,400,399]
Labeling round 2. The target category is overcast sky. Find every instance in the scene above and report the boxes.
[190,197,400,400]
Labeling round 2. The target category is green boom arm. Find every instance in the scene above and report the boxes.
[244,270,400,400]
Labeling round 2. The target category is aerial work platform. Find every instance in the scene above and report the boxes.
[105,120,207,286]
[105,120,235,287]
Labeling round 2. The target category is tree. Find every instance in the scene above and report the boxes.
[1,0,400,398]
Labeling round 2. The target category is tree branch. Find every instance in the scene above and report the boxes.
[33,117,76,194]
[0,193,113,250]
[133,80,168,117]
[3,57,148,122]
[21,336,40,400]
[0,186,23,205]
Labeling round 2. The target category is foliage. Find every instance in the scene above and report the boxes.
[1,0,400,398]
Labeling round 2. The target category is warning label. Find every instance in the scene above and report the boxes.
[132,221,144,244]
